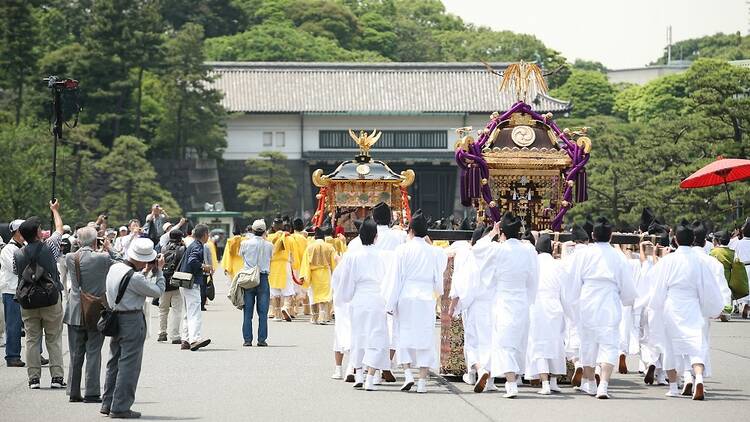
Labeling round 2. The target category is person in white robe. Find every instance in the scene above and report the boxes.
[525,233,573,395]
[472,212,538,398]
[567,217,637,399]
[646,221,725,400]
[371,202,407,383]
[617,245,642,375]
[334,218,393,391]
[385,211,447,394]
[561,223,590,387]
[447,226,494,392]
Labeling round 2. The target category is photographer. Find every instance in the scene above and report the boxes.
[64,227,116,403]
[101,237,165,418]
[114,220,142,257]
[157,230,186,344]
[178,224,211,351]
[144,204,168,242]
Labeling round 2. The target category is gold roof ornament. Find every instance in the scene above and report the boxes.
[348,129,382,157]
[493,61,548,103]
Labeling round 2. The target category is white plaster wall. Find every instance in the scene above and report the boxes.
[223,112,502,160]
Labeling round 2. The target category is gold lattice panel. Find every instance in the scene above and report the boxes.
[484,169,563,231]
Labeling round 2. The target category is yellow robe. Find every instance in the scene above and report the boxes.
[325,236,347,255]
[207,240,219,270]
[221,235,244,280]
[288,232,309,273]
[267,231,291,290]
[299,239,337,304]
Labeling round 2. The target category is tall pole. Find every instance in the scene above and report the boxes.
[51,86,63,227]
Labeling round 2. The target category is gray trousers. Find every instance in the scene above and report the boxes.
[102,312,146,414]
[66,324,105,398]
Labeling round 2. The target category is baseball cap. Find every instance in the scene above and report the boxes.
[252,219,266,232]
[9,219,25,232]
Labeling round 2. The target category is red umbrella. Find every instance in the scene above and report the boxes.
[680,157,750,202]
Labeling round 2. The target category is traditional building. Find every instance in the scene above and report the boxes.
[209,61,571,219]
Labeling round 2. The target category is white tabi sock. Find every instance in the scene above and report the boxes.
[683,371,693,383]
[550,377,561,391]
[597,380,609,395]
[404,368,414,383]
[667,382,679,396]
[695,374,704,385]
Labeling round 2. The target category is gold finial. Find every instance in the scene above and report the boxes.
[498,61,548,103]
[348,129,382,156]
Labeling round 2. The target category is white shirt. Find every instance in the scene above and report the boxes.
[0,241,22,294]
[240,234,273,273]
[375,225,407,251]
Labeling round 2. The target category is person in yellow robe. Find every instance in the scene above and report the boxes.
[267,218,294,322]
[221,228,245,281]
[300,226,337,324]
[287,218,310,317]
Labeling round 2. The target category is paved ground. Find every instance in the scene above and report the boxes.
[1,273,749,421]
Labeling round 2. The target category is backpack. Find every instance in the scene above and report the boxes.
[162,242,185,279]
[16,245,60,309]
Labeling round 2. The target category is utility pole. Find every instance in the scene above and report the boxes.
[666,25,673,65]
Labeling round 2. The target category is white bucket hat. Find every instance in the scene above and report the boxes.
[9,219,25,232]
[252,219,266,232]
[162,222,173,233]
[128,238,157,262]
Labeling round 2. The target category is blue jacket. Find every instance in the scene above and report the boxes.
[180,240,205,286]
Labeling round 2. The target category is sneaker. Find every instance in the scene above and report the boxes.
[171,339,182,345]
[109,410,142,419]
[40,355,49,366]
[83,396,103,403]
[157,333,167,342]
[242,341,252,347]
[29,378,40,389]
[474,371,490,393]
[190,339,211,351]
[257,340,268,347]
[50,377,67,389]
[6,359,25,367]
[381,370,397,383]
[692,382,705,401]
[69,396,84,403]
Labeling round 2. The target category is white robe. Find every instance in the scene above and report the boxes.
[375,226,408,350]
[619,257,643,355]
[334,245,393,370]
[568,242,637,366]
[386,237,447,368]
[473,237,538,375]
[562,243,588,359]
[646,247,724,375]
[448,241,491,371]
[525,253,572,379]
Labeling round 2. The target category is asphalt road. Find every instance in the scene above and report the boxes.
[1,273,748,421]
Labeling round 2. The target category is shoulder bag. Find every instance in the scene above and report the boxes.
[170,245,195,289]
[76,252,108,331]
[234,241,261,290]
[97,266,136,337]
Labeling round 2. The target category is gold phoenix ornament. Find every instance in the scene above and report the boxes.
[349,129,382,157]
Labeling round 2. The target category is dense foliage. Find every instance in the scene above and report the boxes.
[1,1,749,229]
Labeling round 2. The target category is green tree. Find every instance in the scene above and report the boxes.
[160,0,246,37]
[572,59,607,73]
[0,1,39,125]
[156,23,227,158]
[551,69,615,118]
[653,31,749,64]
[612,73,688,122]
[95,136,181,222]
[0,124,54,220]
[287,0,361,48]
[238,151,295,219]
[130,0,166,139]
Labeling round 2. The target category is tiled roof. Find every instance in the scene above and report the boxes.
[302,150,455,162]
[207,62,571,114]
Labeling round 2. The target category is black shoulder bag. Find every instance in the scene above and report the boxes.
[97,266,136,337]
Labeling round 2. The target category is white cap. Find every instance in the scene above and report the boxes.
[162,222,173,232]
[9,219,25,232]
[127,238,157,263]
[118,226,128,232]
[252,219,266,232]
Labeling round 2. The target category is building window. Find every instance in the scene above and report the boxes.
[319,130,448,149]
[262,131,273,147]
[275,131,285,147]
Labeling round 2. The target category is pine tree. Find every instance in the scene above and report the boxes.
[0,1,39,125]
[95,135,181,223]
[237,151,295,220]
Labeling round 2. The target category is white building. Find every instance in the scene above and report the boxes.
[209,62,571,219]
